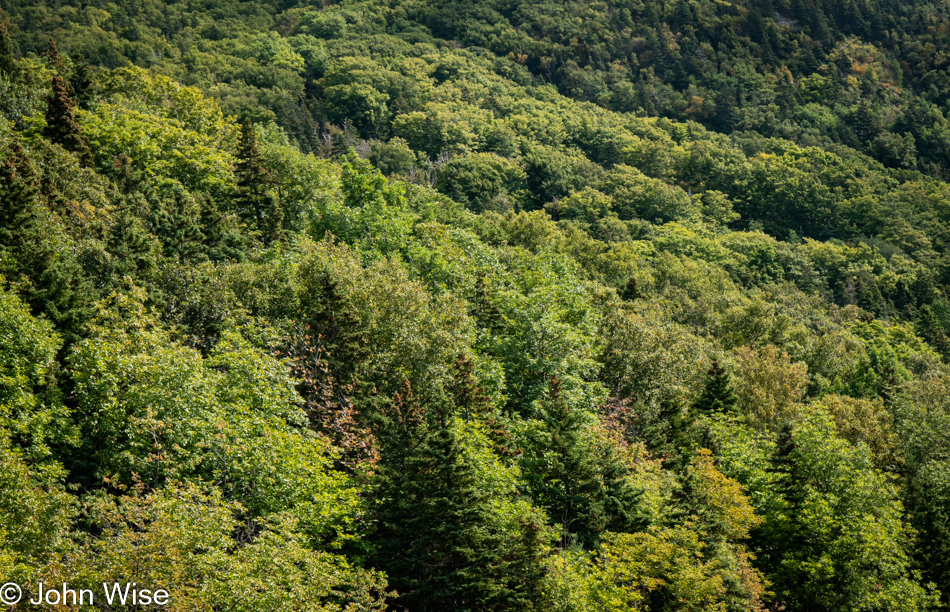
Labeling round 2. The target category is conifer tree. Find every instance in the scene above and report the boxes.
[693,360,739,414]
[0,142,94,343]
[148,183,207,264]
[45,75,92,164]
[448,354,489,423]
[524,377,641,549]
[71,62,94,110]
[107,199,160,284]
[199,194,247,262]
[472,275,503,332]
[372,384,546,611]
[0,143,39,248]
[917,305,950,362]
[235,120,283,243]
[303,274,369,385]
[44,39,66,76]
[620,276,640,301]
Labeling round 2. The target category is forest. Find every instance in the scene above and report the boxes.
[2,0,950,609]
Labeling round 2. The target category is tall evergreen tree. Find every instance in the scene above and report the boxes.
[199,194,247,262]
[43,39,66,76]
[235,120,283,243]
[693,360,739,414]
[147,182,207,264]
[0,142,94,343]
[916,305,950,362]
[109,209,158,279]
[523,378,641,549]
[372,384,546,611]
[71,62,94,110]
[45,75,92,164]
[302,274,369,385]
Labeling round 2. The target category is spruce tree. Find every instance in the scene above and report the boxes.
[693,360,739,414]
[107,199,160,285]
[71,62,94,110]
[524,377,641,549]
[235,120,283,243]
[472,275,503,332]
[44,39,66,76]
[0,143,94,343]
[448,354,489,423]
[620,276,640,301]
[372,385,547,611]
[917,305,950,362]
[303,274,369,385]
[147,182,207,264]
[0,143,39,248]
[45,75,92,164]
[199,194,247,262]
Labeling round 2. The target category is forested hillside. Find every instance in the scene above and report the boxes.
[3,0,950,609]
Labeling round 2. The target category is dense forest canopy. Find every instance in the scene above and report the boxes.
[3,0,950,610]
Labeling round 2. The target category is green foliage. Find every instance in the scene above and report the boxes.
[520,378,642,549]
[372,389,549,611]
[235,119,284,242]
[43,483,388,612]
[438,152,527,213]
[760,411,937,612]
[693,361,739,415]
[3,0,950,606]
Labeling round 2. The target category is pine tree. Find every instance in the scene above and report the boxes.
[472,275,503,331]
[524,377,641,549]
[693,361,739,414]
[71,62,94,110]
[371,385,546,611]
[44,39,66,76]
[303,274,369,385]
[448,354,490,423]
[916,305,950,362]
[107,198,159,284]
[199,194,248,262]
[45,75,92,164]
[0,143,40,248]
[0,142,95,343]
[287,320,377,471]
[655,400,697,472]
[147,183,207,264]
[235,120,283,243]
[620,276,640,301]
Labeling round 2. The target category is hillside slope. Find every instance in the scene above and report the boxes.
[1,1,950,610]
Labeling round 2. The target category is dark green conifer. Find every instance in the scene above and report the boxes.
[71,62,94,110]
[0,143,39,247]
[45,75,93,164]
[199,194,247,262]
[372,384,546,611]
[107,198,160,284]
[147,182,207,264]
[524,377,641,549]
[235,120,284,243]
[472,275,503,332]
[0,142,94,343]
[693,360,739,414]
[303,274,369,385]
[917,304,950,362]
[620,276,640,301]
[43,39,66,76]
